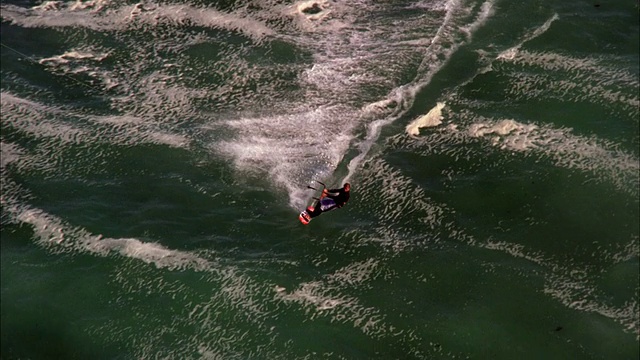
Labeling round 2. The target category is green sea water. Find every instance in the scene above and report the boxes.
[1,0,638,359]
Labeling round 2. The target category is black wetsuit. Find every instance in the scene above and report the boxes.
[326,188,350,207]
[309,187,350,218]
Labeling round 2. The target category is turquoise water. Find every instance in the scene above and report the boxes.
[1,0,638,358]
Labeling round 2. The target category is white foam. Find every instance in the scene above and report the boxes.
[608,238,640,264]
[356,154,639,339]
[293,0,331,21]
[87,237,210,270]
[544,274,639,339]
[497,13,559,61]
[0,142,25,168]
[480,238,639,338]
[301,58,389,101]
[344,0,496,183]
[468,119,539,150]
[406,102,446,137]
[2,92,189,149]
[325,258,380,287]
[496,50,639,111]
[275,259,393,337]
[278,281,349,311]
[1,92,89,144]
[283,0,345,32]
[190,0,492,197]
[32,1,63,11]
[68,0,109,12]
[467,118,639,194]
[39,49,109,65]
[215,106,358,209]
[5,202,212,271]
[1,1,274,42]
[135,4,274,40]
[460,1,495,40]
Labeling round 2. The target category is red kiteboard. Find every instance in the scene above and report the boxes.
[298,206,313,225]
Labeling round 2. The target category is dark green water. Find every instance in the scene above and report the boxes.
[1,0,638,358]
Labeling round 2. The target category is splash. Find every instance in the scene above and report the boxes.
[215,106,358,209]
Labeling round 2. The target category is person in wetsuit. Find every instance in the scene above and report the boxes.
[307,183,350,218]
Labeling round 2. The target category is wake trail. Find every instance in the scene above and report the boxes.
[342,0,495,184]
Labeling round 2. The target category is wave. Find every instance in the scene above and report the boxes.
[1,1,274,41]
[1,171,205,271]
[1,141,282,356]
[275,258,402,340]
[1,92,189,149]
[205,0,461,208]
[393,111,639,197]
[2,189,211,271]
[463,13,560,85]
[467,13,639,119]
[496,51,640,117]
[496,13,559,61]
[353,155,639,338]
[39,49,110,65]
[343,0,497,184]
[468,118,638,195]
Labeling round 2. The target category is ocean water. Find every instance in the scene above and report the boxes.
[1,0,638,358]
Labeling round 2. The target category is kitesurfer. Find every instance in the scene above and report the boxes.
[307,183,350,218]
